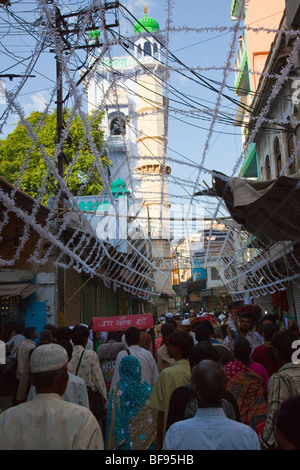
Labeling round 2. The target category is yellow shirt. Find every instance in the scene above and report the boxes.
[149,359,191,438]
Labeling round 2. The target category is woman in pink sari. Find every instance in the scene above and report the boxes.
[224,337,268,432]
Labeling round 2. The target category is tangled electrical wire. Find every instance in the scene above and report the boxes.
[0,0,300,309]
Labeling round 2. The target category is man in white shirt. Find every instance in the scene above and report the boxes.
[5,324,25,360]
[27,339,89,409]
[14,327,37,404]
[163,360,260,451]
[224,312,262,353]
[0,343,104,450]
[109,327,159,393]
[68,325,107,403]
[16,326,37,381]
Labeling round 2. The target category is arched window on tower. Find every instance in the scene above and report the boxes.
[153,42,158,58]
[110,117,126,136]
[274,137,282,177]
[137,43,142,59]
[144,41,152,56]
[286,116,296,174]
[266,155,271,180]
[260,165,264,180]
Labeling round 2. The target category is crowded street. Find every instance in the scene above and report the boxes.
[1,0,300,453]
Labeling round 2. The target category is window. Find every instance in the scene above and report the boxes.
[153,42,158,58]
[136,43,142,59]
[265,155,271,180]
[144,41,152,56]
[274,137,282,177]
[110,117,126,136]
[211,267,220,281]
[286,117,296,174]
[260,165,264,180]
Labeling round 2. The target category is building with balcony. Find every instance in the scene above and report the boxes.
[228,0,300,324]
[231,0,285,178]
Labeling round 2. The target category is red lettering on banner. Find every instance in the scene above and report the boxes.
[92,313,154,332]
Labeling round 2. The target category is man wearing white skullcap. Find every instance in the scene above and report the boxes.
[0,344,104,450]
[165,313,174,319]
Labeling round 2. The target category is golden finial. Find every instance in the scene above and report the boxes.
[144,5,147,15]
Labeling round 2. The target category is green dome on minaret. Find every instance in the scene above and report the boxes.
[88,29,100,40]
[134,6,160,34]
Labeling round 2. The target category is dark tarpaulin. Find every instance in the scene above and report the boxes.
[195,171,300,243]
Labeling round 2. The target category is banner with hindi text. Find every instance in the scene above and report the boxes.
[92,313,154,332]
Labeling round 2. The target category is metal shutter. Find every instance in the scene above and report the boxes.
[64,268,82,327]
[82,279,97,327]
[257,293,274,315]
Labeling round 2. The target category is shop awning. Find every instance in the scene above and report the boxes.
[194,171,300,243]
[0,283,37,298]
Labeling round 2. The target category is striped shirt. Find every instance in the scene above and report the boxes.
[260,362,300,449]
[68,345,107,403]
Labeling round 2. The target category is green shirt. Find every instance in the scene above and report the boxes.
[149,359,191,437]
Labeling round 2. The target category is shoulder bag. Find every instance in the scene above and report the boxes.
[75,349,106,420]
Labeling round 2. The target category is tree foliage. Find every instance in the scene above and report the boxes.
[0,109,109,203]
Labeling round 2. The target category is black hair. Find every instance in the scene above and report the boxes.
[125,327,140,346]
[238,312,252,321]
[167,331,194,359]
[189,343,220,369]
[107,331,121,342]
[56,327,72,342]
[275,396,300,449]
[262,323,278,341]
[71,324,89,345]
[227,301,242,311]
[24,326,36,339]
[262,313,277,324]
[161,322,176,339]
[38,329,53,342]
[194,324,211,342]
[271,331,295,362]
[201,320,215,335]
[57,339,73,362]
[233,337,251,365]
[239,305,262,322]
[165,318,177,329]
[43,324,58,338]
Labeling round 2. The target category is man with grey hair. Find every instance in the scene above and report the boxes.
[0,343,104,450]
[163,360,260,450]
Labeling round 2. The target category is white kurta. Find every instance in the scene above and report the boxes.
[27,373,90,409]
[109,344,159,393]
[0,393,104,450]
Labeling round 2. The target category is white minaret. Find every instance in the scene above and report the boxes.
[84,7,175,314]
[133,7,174,315]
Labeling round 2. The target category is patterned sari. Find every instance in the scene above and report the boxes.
[224,360,267,432]
[106,355,157,450]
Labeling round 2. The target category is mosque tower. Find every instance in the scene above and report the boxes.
[85,6,175,315]
[133,7,174,314]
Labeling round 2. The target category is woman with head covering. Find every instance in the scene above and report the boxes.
[106,355,157,450]
[224,337,268,432]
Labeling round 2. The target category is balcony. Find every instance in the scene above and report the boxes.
[242,143,258,178]
[231,0,246,21]
[234,34,251,96]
